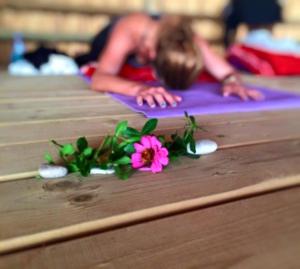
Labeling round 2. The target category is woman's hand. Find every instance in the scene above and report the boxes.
[222,74,265,101]
[136,86,182,108]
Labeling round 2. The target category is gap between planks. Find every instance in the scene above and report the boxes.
[1,108,299,127]
[0,175,299,255]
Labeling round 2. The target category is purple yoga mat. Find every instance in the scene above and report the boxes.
[109,83,300,118]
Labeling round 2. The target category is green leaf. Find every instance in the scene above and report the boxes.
[158,135,166,144]
[123,127,140,137]
[96,163,109,170]
[44,153,53,164]
[184,133,193,145]
[114,164,134,180]
[142,118,158,134]
[77,137,88,152]
[83,147,93,157]
[67,163,79,173]
[79,169,90,177]
[184,153,201,159]
[115,121,128,136]
[95,136,113,157]
[75,156,90,177]
[119,137,140,148]
[124,143,135,154]
[61,144,76,156]
[114,156,131,165]
[190,115,196,125]
[112,136,119,152]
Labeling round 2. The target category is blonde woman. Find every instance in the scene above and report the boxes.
[82,13,263,108]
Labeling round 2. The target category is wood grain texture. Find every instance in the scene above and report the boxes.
[0,140,300,240]
[0,74,89,92]
[1,187,299,268]
[243,75,300,94]
[1,110,300,177]
[0,107,300,146]
[1,175,299,254]
[1,74,300,266]
[0,103,133,124]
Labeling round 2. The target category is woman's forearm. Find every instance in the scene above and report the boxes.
[196,37,235,81]
[91,72,143,96]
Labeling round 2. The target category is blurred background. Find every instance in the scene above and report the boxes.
[0,0,300,69]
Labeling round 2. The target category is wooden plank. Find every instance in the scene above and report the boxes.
[1,109,300,146]
[0,96,124,124]
[1,110,300,176]
[243,75,300,95]
[1,175,299,254]
[0,74,88,92]
[0,95,108,104]
[0,96,117,109]
[0,88,99,99]
[1,187,299,268]
[0,140,300,240]
[1,93,300,123]
[0,103,133,124]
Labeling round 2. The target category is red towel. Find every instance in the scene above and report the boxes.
[228,44,300,76]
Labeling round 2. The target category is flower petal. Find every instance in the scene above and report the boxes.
[139,167,152,172]
[150,136,162,148]
[151,159,163,173]
[159,156,169,166]
[134,143,145,153]
[131,153,144,168]
[158,147,169,158]
[141,136,152,148]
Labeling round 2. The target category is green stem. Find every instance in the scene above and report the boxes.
[51,140,63,148]
[94,138,107,158]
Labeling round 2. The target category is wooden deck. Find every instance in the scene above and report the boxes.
[0,73,300,268]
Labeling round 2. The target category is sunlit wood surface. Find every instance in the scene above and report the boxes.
[0,73,300,268]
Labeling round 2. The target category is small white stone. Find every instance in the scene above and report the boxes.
[39,164,68,179]
[90,168,115,175]
[187,139,218,155]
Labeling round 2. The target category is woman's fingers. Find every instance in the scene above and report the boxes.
[237,87,249,101]
[156,87,182,107]
[136,95,143,106]
[153,93,167,108]
[143,94,156,108]
[223,85,248,100]
[223,84,265,101]
[136,86,182,108]
[247,89,265,101]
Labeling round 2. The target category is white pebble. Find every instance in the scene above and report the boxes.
[90,168,115,175]
[187,139,218,155]
[39,164,68,179]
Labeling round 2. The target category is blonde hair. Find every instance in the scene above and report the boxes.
[153,16,202,89]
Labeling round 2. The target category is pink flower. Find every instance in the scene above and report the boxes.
[131,135,169,173]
